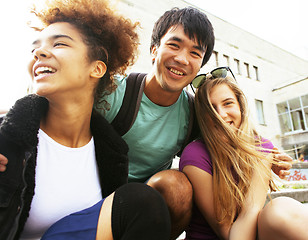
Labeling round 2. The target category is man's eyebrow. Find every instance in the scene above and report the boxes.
[169,36,182,43]
[32,34,74,45]
[168,36,205,52]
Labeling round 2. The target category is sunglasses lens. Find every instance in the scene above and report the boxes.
[192,75,206,88]
[211,68,228,78]
[192,68,234,90]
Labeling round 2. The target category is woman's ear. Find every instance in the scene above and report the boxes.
[90,60,107,79]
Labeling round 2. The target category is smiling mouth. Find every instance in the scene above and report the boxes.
[169,67,184,76]
[34,66,57,77]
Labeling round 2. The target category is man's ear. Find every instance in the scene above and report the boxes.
[151,45,158,64]
[90,60,107,79]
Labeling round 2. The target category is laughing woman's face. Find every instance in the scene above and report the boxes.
[209,83,242,130]
[28,22,96,99]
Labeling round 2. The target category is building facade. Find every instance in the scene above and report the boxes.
[116,0,308,160]
[273,78,308,160]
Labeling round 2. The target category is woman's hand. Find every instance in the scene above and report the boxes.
[271,148,293,179]
[0,154,8,172]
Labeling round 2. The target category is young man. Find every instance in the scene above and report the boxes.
[100,7,214,239]
[104,7,214,182]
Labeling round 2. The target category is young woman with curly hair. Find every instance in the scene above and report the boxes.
[0,0,170,239]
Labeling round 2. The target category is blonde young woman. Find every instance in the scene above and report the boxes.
[179,67,308,240]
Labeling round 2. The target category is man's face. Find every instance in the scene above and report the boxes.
[151,25,205,93]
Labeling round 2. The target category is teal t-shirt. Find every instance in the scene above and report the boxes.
[98,76,190,182]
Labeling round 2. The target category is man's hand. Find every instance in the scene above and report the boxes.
[0,154,8,172]
[272,148,293,179]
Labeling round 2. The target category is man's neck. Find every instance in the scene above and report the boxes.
[144,72,182,107]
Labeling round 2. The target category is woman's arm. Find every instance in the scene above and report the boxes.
[184,163,270,240]
[183,165,230,239]
[228,168,270,240]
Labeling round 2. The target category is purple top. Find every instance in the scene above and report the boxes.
[179,138,274,240]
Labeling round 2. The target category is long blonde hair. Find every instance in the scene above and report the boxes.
[195,76,276,224]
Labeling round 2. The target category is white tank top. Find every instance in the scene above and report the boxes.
[20,129,102,240]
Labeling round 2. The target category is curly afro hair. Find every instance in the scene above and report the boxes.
[30,0,139,106]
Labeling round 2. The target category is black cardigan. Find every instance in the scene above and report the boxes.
[0,94,128,240]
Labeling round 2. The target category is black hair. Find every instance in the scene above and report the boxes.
[150,7,215,67]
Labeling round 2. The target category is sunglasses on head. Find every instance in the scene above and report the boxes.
[190,66,236,93]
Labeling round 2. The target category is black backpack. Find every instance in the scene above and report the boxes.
[111,72,199,155]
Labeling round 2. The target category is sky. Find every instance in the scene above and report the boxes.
[0,0,307,110]
[185,0,308,61]
[0,1,34,110]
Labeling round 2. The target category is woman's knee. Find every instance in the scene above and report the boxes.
[259,197,290,228]
[258,197,308,240]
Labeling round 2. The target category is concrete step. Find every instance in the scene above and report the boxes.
[268,180,308,203]
[269,188,308,203]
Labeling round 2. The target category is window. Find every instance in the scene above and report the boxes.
[289,98,301,110]
[289,97,305,131]
[277,94,308,134]
[213,51,219,67]
[253,66,259,80]
[291,111,305,131]
[301,94,308,105]
[284,144,308,161]
[304,107,308,129]
[255,99,265,125]
[222,54,230,66]
[278,112,292,133]
[244,62,250,78]
[277,101,288,114]
[298,144,308,161]
[234,58,241,75]
[208,51,219,67]
[302,94,308,128]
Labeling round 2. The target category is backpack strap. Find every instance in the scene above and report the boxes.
[111,73,146,136]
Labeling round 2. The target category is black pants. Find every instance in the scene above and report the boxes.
[112,182,171,240]
[33,183,171,240]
